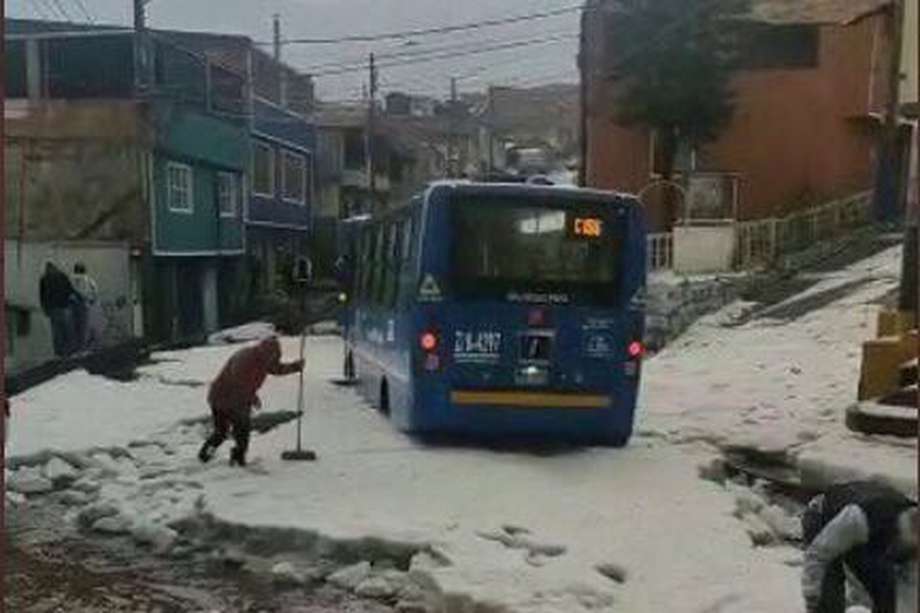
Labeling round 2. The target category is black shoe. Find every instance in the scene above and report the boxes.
[198,443,214,464]
[230,448,246,467]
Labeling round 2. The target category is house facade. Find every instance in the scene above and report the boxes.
[4,20,249,358]
[581,0,897,230]
[247,98,315,296]
[155,31,318,299]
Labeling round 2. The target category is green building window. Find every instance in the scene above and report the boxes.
[218,172,239,217]
[167,162,194,213]
[253,142,275,197]
[282,150,307,205]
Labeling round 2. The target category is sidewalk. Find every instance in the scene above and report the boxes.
[641,244,916,498]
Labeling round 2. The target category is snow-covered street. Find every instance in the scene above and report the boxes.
[7,245,916,613]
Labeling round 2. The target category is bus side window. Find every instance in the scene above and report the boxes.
[362,228,377,303]
[397,215,413,305]
[386,221,402,309]
[373,224,388,306]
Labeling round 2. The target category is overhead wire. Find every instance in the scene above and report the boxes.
[311,34,576,78]
[48,0,73,22]
[27,0,53,20]
[261,3,582,46]
[300,29,578,74]
[70,0,96,24]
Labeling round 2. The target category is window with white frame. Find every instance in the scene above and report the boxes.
[218,172,239,217]
[253,142,275,197]
[167,162,193,213]
[282,150,307,204]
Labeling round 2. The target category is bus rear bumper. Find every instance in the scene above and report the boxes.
[409,389,636,446]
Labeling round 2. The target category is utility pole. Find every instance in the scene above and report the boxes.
[273,14,287,107]
[133,0,148,91]
[874,0,906,223]
[133,0,146,31]
[487,85,495,176]
[366,53,377,213]
[448,77,458,178]
[577,4,589,187]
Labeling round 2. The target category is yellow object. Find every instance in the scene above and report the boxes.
[877,310,916,337]
[450,391,610,409]
[858,324,918,401]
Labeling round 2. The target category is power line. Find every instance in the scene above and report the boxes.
[48,0,73,21]
[69,0,96,23]
[300,29,578,74]
[264,3,581,46]
[27,0,53,19]
[312,34,575,78]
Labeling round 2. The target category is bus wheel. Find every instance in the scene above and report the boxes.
[344,352,355,380]
[379,379,391,416]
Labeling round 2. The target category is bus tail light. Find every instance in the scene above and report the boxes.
[420,331,439,353]
[628,341,645,359]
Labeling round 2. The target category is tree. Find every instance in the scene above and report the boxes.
[609,0,750,224]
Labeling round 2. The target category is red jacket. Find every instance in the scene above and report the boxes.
[208,337,301,416]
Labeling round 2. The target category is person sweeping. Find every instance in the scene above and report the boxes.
[199,336,304,467]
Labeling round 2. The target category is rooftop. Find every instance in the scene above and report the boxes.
[749,0,892,25]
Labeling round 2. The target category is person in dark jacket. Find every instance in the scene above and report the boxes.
[198,336,304,467]
[801,480,917,613]
[39,262,79,357]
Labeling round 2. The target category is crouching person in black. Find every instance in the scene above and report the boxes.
[802,480,917,613]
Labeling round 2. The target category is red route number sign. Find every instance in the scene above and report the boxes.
[572,217,603,238]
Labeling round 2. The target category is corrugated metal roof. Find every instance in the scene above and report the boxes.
[749,0,892,25]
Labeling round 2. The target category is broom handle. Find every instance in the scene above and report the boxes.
[296,330,306,451]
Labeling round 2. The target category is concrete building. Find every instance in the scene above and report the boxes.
[581,0,898,230]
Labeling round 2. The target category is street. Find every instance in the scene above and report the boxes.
[7,244,914,613]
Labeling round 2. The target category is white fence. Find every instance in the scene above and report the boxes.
[647,191,874,273]
[647,232,674,272]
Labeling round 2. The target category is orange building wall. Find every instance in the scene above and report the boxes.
[585,14,892,229]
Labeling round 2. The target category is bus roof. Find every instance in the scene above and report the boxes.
[425,180,639,204]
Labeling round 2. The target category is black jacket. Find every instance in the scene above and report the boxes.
[40,269,77,312]
[820,481,916,558]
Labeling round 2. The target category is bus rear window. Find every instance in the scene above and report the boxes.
[451,199,622,303]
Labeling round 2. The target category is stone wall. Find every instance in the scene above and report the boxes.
[645,273,741,350]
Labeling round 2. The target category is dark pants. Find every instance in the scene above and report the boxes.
[198,407,252,466]
[803,499,897,613]
[47,308,73,357]
[71,301,88,353]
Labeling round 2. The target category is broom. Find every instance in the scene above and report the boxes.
[281,329,317,461]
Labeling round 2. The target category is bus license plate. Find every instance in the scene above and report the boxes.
[520,335,552,362]
[454,331,503,361]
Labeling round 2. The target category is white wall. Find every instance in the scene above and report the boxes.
[5,240,135,373]
[673,225,736,274]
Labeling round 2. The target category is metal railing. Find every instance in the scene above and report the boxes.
[648,191,874,273]
[647,232,674,273]
[734,191,873,270]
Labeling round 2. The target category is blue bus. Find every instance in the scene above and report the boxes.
[341,182,647,446]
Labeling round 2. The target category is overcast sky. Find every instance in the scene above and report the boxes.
[10,0,581,101]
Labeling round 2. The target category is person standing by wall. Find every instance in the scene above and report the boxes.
[39,262,79,357]
[71,262,99,351]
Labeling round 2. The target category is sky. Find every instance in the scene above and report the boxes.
[10,0,581,101]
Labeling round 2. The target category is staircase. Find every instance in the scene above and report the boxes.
[848,311,918,437]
